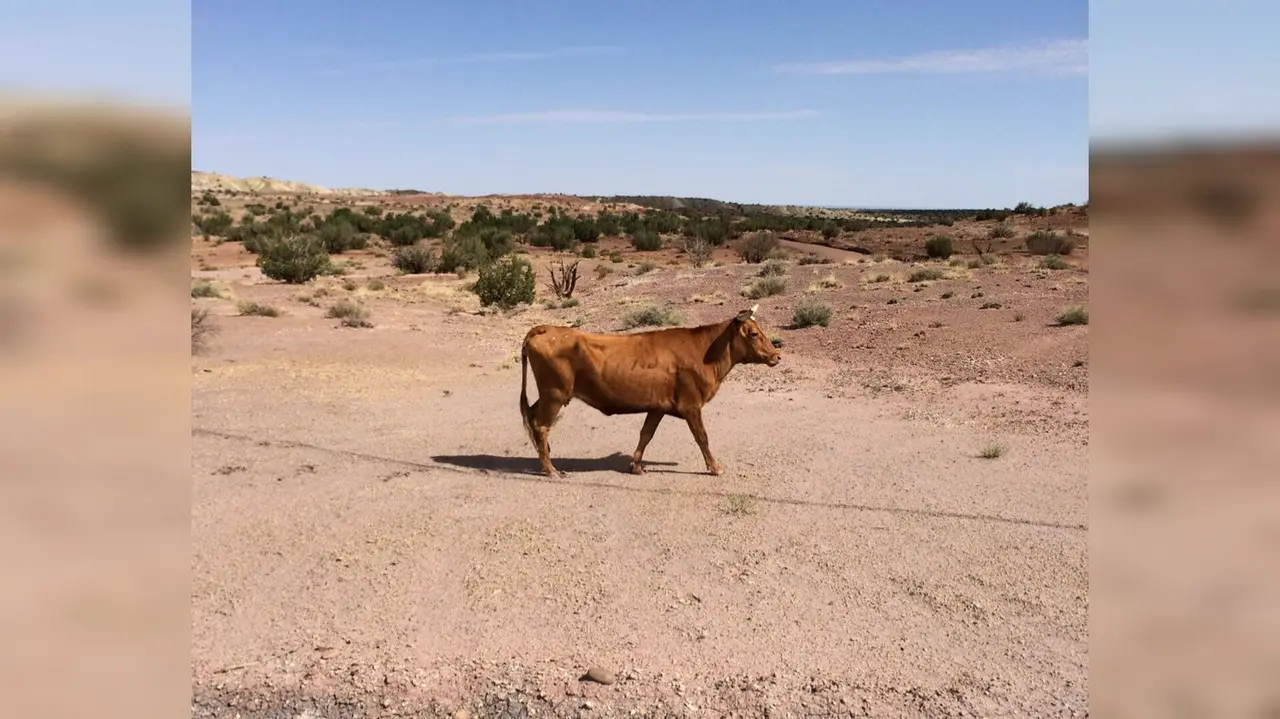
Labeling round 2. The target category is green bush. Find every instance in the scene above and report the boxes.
[193,211,233,238]
[472,255,535,309]
[393,245,439,274]
[439,232,490,273]
[630,229,662,251]
[924,235,954,259]
[792,297,832,328]
[317,219,360,253]
[256,234,332,284]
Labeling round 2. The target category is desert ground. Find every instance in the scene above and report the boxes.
[191,187,1089,718]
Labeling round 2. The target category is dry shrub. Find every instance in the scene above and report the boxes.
[792,298,832,328]
[683,235,713,267]
[623,306,681,329]
[326,299,372,327]
[545,258,580,299]
[191,307,216,352]
[743,276,786,299]
[1025,231,1075,255]
[236,301,280,317]
[737,231,779,263]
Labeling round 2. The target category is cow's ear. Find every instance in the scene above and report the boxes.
[734,309,752,323]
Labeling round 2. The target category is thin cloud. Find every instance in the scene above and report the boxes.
[324,45,626,74]
[448,109,823,125]
[773,39,1087,77]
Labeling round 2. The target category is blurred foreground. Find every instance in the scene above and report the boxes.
[0,96,191,719]
[1090,137,1280,716]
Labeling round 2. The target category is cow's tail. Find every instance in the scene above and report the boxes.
[519,338,537,449]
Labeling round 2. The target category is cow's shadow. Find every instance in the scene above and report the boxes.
[430,452,686,477]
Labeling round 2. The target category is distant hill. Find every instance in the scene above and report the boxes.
[191,171,389,197]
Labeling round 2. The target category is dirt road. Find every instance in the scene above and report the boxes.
[191,301,1087,717]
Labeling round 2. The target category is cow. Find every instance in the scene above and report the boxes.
[518,303,782,478]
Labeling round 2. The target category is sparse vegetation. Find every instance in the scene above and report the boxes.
[472,255,536,309]
[326,299,372,328]
[366,279,385,291]
[988,224,1015,239]
[595,265,613,280]
[792,297,832,328]
[635,261,657,275]
[1057,306,1089,326]
[1040,254,1070,270]
[237,301,280,317]
[979,444,1006,459]
[623,305,681,329]
[743,276,787,299]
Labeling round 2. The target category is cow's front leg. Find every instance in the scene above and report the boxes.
[630,411,664,474]
[683,409,722,476]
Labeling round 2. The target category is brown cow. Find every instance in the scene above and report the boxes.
[518,303,781,477]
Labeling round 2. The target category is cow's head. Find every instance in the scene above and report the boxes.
[730,303,781,367]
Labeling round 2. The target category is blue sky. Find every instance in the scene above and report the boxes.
[189,0,1089,208]
[7,2,1280,206]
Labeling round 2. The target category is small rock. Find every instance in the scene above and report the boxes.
[582,666,616,685]
[453,710,471,719]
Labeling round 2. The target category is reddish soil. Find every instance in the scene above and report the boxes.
[191,202,1088,718]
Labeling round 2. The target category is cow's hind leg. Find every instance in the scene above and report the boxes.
[630,411,664,475]
[531,394,568,478]
[683,408,723,476]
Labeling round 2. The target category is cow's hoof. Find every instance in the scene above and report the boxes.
[629,463,645,475]
[707,465,724,476]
